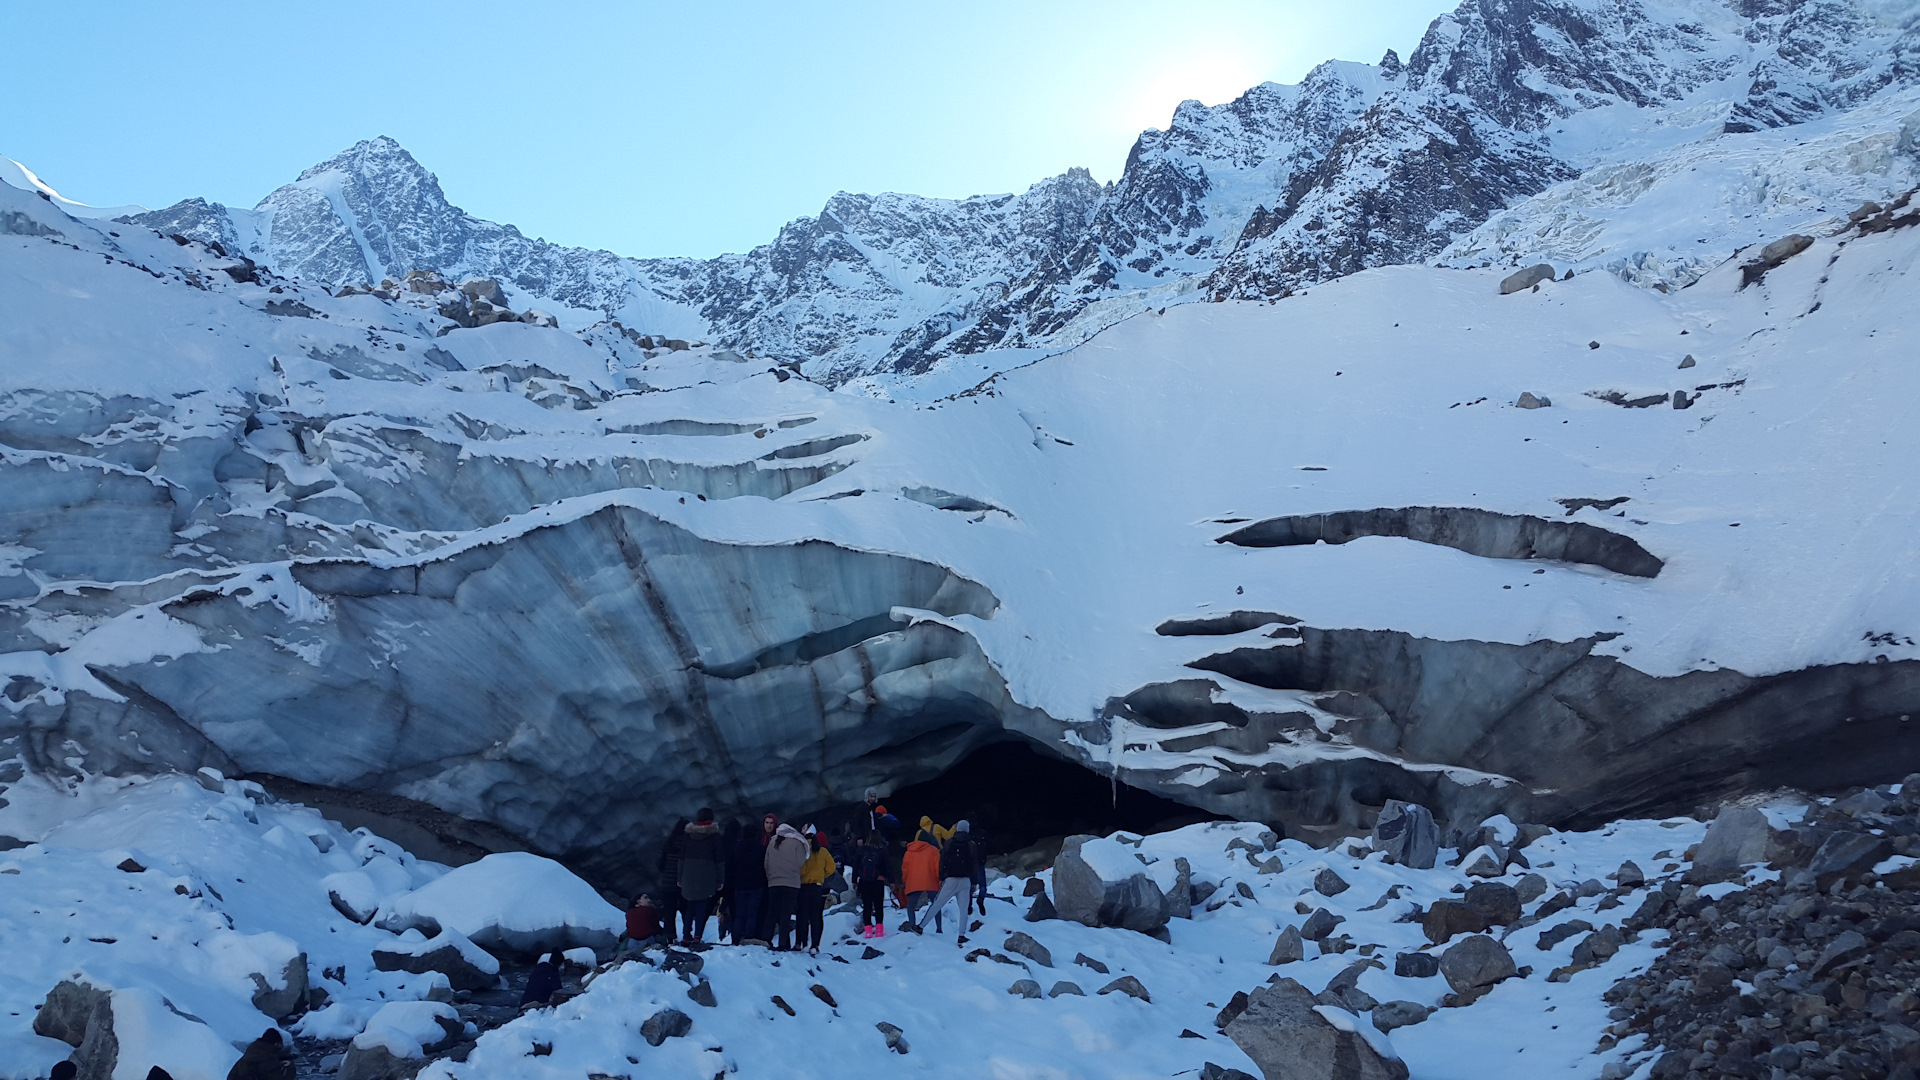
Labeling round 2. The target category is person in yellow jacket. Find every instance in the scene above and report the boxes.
[918,816,954,845]
[797,828,837,956]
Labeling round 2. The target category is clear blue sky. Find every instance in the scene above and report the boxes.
[3,1,1458,259]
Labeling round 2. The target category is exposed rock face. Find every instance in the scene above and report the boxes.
[33,979,117,1079]
[1223,977,1409,1080]
[1370,801,1439,869]
[1217,507,1664,578]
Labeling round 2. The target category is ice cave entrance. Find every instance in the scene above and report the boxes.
[885,741,1223,871]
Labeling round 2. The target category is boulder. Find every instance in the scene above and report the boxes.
[1371,801,1439,869]
[380,852,622,958]
[876,1020,910,1053]
[1008,979,1043,999]
[1461,847,1506,877]
[339,1001,460,1080]
[1500,263,1556,294]
[1440,935,1517,994]
[1224,978,1408,1080]
[641,1007,691,1046]
[1170,857,1193,918]
[1809,833,1893,891]
[1687,806,1773,883]
[1051,835,1171,935]
[36,978,240,1080]
[373,929,501,991]
[1613,860,1644,888]
[1393,952,1439,978]
[1268,925,1305,965]
[1516,392,1551,409]
[457,278,509,307]
[1741,234,1815,287]
[1299,908,1345,941]
[1024,890,1057,922]
[1422,899,1486,944]
[1463,882,1521,927]
[1073,953,1109,974]
[1515,873,1549,905]
[1569,925,1622,966]
[1097,976,1151,1002]
[34,979,117,1079]
[249,953,309,1020]
[1003,932,1053,968]
[1048,981,1085,998]
[1371,1000,1431,1033]
[404,269,447,294]
[687,980,716,1007]
[1313,868,1350,897]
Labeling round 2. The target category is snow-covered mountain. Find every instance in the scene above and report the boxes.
[118,0,1920,389]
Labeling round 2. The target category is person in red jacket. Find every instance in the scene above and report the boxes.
[899,827,943,933]
[621,894,660,956]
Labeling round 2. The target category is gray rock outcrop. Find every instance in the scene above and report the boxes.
[640,1007,692,1046]
[1440,934,1518,994]
[1051,836,1171,934]
[33,980,118,1080]
[1370,801,1439,869]
[1687,806,1773,884]
[1223,977,1409,1080]
[1499,264,1556,294]
[371,930,499,992]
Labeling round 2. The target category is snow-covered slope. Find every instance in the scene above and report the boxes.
[92,0,1920,389]
[3,165,1916,880]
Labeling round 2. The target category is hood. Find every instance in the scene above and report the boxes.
[775,823,806,844]
[686,820,720,836]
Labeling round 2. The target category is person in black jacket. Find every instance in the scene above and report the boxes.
[656,816,688,943]
[923,819,980,945]
[520,952,562,1008]
[965,820,990,913]
[676,810,726,943]
[226,1028,294,1080]
[851,831,890,937]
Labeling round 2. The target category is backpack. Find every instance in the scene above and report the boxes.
[939,835,977,879]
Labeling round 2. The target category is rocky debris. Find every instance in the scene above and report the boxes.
[1516,392,1551,409]
[770,995,795,1017]
[640,1007,691,1046]
[1394,952,1440,978]
[1687,805,1773,884]
[1269,925,1305,965]
[1200,1064,1257,1080]
[1074,953,1109,974]
[875,1021,910,1053]
[1463,882,1521,927]
[1516,874,1549,905]
[1740,234,1815,288]
[686,980,716,1007]
[809,984,838,1008]
[1024,889,1058,922]
[1372,801,1440,869]
[1300,908,1345,941]
[1048,981,1085,997]
[1003,932,1053,967]
[1223,977,1409,1080]
[1423,899,1486,944]
[1372,1000,1432,1033]
[373,930,499,992]
[860,946,884,960]
[33,979,118,1079]
[1319,959,1385,1012]
[1171,856,1194,918]
[1052,835,1171,934]
[1537,919,1594,951]
[1571,925,1624,967]
[1008,978,1043,999]
[1809,831,1894,891]
[660,950,704,979]
[1608,781,1920,1080]
[1500,263,1556,294]
[457,277,508,307]
[1850,188,1920,235]
[1440,934,1518,997]
[1314,867,1351,896]
[1099,976,1152,1002]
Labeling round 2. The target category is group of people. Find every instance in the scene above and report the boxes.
[625,790,991,957]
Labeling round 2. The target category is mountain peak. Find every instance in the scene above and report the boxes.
[296,135,429,184]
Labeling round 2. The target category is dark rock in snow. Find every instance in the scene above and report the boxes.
[1499,264,1556,294]
[641,1007,691,1046]
[1371,999,1432,1033]
[1052,835,1171,934]
[1269,925,1306,965]
[1098,976,1152,1002]
[1371,801,1440,869]
[1440,934,1517,993]
[1003,932,1053,968]
[1314,867,1351,896]
[1224,977,1408,1080]
[1300,908,1346,941]
[1394,951,1440,978]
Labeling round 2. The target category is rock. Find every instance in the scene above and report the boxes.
[1613,860,1644,888]
[457,278,509,307]
[1224,977,1409,1080]
[1024,890,1058,922]
[1052,836,1172,934]
[1515,874,1548,905]
[1535,919,1593,951]
[1320,959,1384,1013]
[341,1002,461,1080]
[1811,929,1869,977]
[1200,1065,1258,1080]
[1463,882,1521,927]
[339,1043,412,1080]
[1003,931,1053,968]
[661,950,704,977]
[1170,857,1193,918]
[404,269,447,294]
[1688,806,1773,883]
[1268,925,1305,965]
[876,1021,910,1053]
[1008,979,1043,999]
[1461,847,1506,877]
[1300,908,1345,941]
[1671,390,1692,409]
[686,980,716,1007]
[1741,234,1815,287]
[1313,867,1350,897]
[1073,953,1109,974]
[1516,392,1551,409]
[521,310,560,329]
[1500,263,1556,294]
[373,930,499,992]
[34,979,118,1079]
[1422,899,1486,944]
[1048,981,1086,997]
[1371,801,1440,869]
[1808,832,1893,890]
[1318,935,1355,955]
[1216,990,1251,1030]
[1371,1000,1431,1033]
[640,1007,691,1046]
[1569,925,1622,966]
[1098,976,1151,1002]
[1394,952,1440,978]
[116,857,145,873]
[249,953,310,1020]
[1678,354,1696,369]
[860,946,884,960]
[1440,934,1517,993]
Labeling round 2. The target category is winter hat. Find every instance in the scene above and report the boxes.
[776,823,805,842]
[954,819,970,833]
[864,787,879,801]
[695,807,713,822]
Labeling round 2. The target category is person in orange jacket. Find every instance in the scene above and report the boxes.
[900,825,945,933]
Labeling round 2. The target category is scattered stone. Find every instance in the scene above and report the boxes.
[116,858,145,873]
[1687,805,1773,883]
[860,946,884,960]
[1516,392,1552,409]
[1224,977,1409,1080]
[1003,932,1054,968]
[1313,868,1350,897]
[641,1007,691,1046]
[1678,354,1696,369]
[1536,920,1594,951]
[1811,929,1869,977]
[1098,976,1152,1002]
[1422,899,1487,944]
[1008,979,1043,999]
[1170,857,1194,918]
[1215,990,1250,1030]
[1500,263,1557,294]
[1463,882,1521,926]
[1371,1000,1431,1033]
[809,983,837,1008]
[1300,908,1345,941]
[1048,981,1085,998]
[1073,953,1109,974]
[249,953,310,1020]
[1025,890,1058,922]
[1268,925,1305,965]
[1440,934,1517,994]
[1808,832,1893,891]
[1394,951,1440,978]
[1318,935,1355,955]
[770,995,795,1017]
[687,980,716,1007]
[661,951,705,978]
[1023,877,1048,897]
[1613,861,1645,888]
[875,1021,910,1053]
[1461,847,1506,877]
[1515,874,1549,905]
[1569,925,1623,966]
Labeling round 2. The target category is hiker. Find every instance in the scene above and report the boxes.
[656,816,689,942]
[226,1027,294,1080]
[852,830,890,937]
[726,814,774,944]
[900,824,943,933]
[923,819,979,945]
[763,822,808,950]
[677,809,726,943]
[798,828,836,955]
[863,789,900,843]
[965,819,991,913]
[620,894,660,956]
[520,951,561,1007]
[716,818,742,942]
[918,815,953,845]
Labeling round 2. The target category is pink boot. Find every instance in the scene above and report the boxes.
[874,924,886,938]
